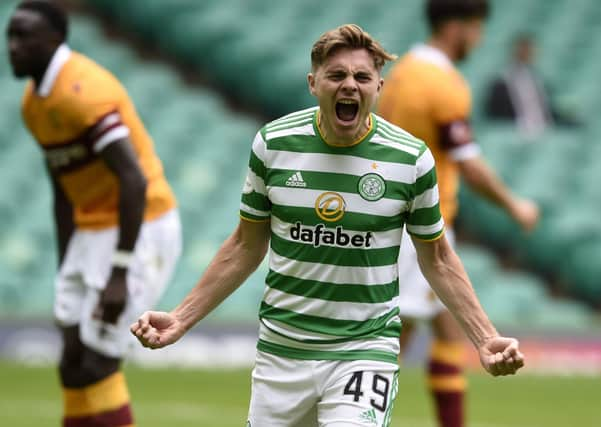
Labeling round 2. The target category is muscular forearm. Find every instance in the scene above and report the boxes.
[172,229,266,332]
[116,174,147,251]
[417,242,498,347]
[49,169,74,267]
[460,157,514,213]
[99,138,148,252]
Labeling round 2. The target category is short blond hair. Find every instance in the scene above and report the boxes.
[310,24,397,72]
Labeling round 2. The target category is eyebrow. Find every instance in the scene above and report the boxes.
[325,66,372,73]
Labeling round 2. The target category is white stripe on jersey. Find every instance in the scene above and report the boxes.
[268,187,408,217]
[266,107,317,129]
[251,132,268,162]
[266,123,315,140]
[266,116,314,133]
[269,250,398,286]
[411,185,440,211]
[240,202,270,218]
[245,167,267,195]
[406,218,445,237]
[260,320,401,351]
[370,135,420,156]
[415,149,436,179]
[268,151,417,184]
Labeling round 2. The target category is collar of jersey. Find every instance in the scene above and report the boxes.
[36,43,72,97]
[314,109,375,148]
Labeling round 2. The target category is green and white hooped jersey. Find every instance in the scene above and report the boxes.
[240,107,444,365]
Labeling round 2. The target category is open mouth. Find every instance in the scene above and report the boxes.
[335,99,359,123]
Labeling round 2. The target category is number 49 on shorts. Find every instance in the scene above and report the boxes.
[343,371,391,412]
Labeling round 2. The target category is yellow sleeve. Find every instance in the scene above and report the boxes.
[60,69,125,135]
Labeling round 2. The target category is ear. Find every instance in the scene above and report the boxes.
[377,77,384,93]
[307,72,317,96]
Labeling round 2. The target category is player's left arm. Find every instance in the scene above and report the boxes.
[96,137,148,325]
[457,156,539,232]
[412,235,525,376]
[438,98,539,232]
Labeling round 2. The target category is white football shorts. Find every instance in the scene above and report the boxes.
[397,228,455,320]
[246,350,399,427]
[54,209,182,358]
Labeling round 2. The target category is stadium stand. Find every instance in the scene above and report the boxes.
[0,2,265,322]
[458,125,601,307]
[0,0,598,333]
[85,0,601,121]
[82,0,600,309]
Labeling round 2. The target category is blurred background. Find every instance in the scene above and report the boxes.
[0,0,600,424]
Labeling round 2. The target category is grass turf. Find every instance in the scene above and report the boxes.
[0,360,598,426]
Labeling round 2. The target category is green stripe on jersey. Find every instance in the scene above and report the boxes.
[249,150,266,177]
[268,134,419,165]
[415,166,438,194]
[259,302,401,340]
[266,270,399,303]
[408,204,442,226]
[383,371,400,427]
[268,168,411,200]
[257,339,398,365]
[241,191,271,212]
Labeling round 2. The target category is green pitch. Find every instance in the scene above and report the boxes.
[0,360,598,427]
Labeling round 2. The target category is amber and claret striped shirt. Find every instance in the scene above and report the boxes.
[21,45,175,230]
[378,44,481,226]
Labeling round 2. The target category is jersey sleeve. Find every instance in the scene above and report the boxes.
[405,147,445,241]
[62,73,130,153]
[431,76,481,161]
[240,131,271,222]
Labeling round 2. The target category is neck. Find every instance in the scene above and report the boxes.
[33,44,61,87]
[31,66,48,87]
[318,112,371,147]
[428,36,457,63]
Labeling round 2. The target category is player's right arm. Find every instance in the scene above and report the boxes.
[46,164,74,267]
[412,235,525,376]
[131,218,270,349]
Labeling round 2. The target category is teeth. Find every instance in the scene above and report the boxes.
[338,100,357,104]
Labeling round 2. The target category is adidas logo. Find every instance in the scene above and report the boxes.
[285,171,307,188]
[359,408,377,425]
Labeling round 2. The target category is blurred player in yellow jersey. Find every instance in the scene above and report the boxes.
[7,1,181,426]
[378,1,539,426]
